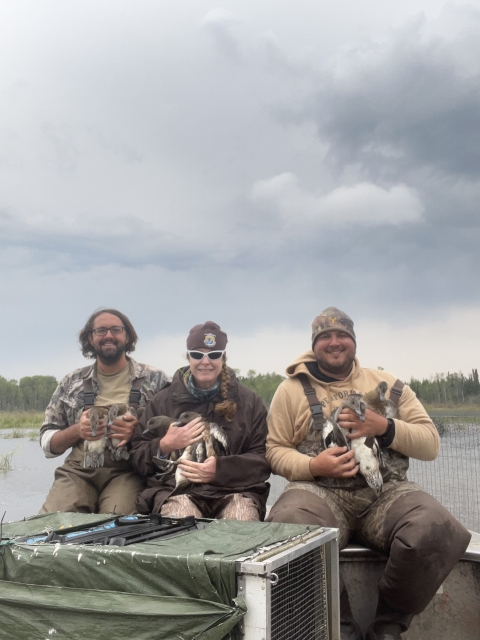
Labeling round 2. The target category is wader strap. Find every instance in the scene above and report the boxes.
[298,374,324,430]
[128,377,146,410]
[81,366,96,409]
[81,366,147,411]
[389,379,404,407]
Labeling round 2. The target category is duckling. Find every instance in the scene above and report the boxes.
[108,404,136,462]
[84,406,110,468]
[143,411,229,489]
[325,395,384,495]
[362,381,398,419]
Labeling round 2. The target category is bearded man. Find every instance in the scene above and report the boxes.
[40,309,168,514]
[266,307,471,640]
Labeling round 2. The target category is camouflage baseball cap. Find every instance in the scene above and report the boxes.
[311,307,356,346]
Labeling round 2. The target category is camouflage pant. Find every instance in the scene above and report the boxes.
[267,480,471,615]
[161,493,260,521]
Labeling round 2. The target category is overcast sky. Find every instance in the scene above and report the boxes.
[1,0,480,383]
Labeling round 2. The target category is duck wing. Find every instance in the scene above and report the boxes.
[191,439,207,464]
[364,436,386,469]
[322,417,349,449]
[210,423,230,456]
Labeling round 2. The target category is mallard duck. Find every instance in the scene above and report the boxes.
[144,411,229,489]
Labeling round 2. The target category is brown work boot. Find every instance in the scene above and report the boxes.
[341,622,364,640]
[365,597,413,640]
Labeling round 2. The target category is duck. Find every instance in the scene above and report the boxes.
[362,381,398,419]
[107,404,136,462]
[84,404,136,467]
[144,411,229,489]
[323,394,384,494]
[84,406,110,468]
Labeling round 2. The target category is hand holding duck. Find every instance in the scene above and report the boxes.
[338,407,389,439]
[177,456,217,483]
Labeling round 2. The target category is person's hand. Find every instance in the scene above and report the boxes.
[160,417,205,455]
[309,447,359,478]
[78,410,106,442]
[109,413,138,448]
[177,456,216,484]
[338,408,388,440]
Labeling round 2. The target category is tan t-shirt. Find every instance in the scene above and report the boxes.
[95,364,131,407]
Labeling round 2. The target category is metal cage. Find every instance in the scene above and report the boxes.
[236,528,340,640]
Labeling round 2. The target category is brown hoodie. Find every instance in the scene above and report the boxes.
[266,351,439,487]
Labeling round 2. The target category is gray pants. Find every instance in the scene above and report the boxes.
[267,480,471,616]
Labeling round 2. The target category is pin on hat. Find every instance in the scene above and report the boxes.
[187,321,228,351]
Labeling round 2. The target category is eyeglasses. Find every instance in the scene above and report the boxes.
[187,350,225,361]
[91,326,125,337]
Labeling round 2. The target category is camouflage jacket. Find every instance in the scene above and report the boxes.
[40,359,169,440]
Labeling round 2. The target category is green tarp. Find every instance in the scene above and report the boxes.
[0,513,318,640]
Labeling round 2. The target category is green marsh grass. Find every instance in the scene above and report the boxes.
[0,412,43,430]
[0,451,14,472]
[3,429,27,439]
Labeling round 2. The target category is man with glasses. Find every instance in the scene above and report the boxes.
[40,308,169,514]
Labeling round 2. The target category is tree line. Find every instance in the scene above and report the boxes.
[409,369,480,405]
[0,371,286,412]
[0,376,58,412]
[1,369,479,412]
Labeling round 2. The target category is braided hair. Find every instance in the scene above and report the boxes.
[214,360,237,422]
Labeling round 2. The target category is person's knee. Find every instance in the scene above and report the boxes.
[386,491,471,558]
[218,495,259,521]
[267,490,337,527]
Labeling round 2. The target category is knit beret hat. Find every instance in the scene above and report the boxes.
[311,307,356,346]
[186,321,228,351]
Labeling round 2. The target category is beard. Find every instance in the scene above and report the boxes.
[316,352,355,378]
[93,340,126,365]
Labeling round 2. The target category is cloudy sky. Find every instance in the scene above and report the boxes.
[1,0,480,383]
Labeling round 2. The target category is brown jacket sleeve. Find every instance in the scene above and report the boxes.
[213,395,270,488]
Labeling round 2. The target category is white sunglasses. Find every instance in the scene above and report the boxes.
[187,350,225,361]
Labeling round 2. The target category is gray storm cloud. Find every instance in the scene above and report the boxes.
[1,1,480,376]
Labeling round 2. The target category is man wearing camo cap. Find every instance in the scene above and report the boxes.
[266,307,470,640]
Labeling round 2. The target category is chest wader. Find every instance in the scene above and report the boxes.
[81,367,148,413]
[297,375,405,489]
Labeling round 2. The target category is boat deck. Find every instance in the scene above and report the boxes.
[340,532,480,639]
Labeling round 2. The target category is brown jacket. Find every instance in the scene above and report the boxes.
[131,368,271,517]
[266,351,439,489]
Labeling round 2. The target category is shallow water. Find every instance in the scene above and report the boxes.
[1,425,479,531]
[0,434,67,523]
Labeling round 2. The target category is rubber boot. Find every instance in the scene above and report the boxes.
[340,588,363,640]
[365,597,414,640]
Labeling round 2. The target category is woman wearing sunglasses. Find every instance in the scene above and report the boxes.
[130,321,270,520]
